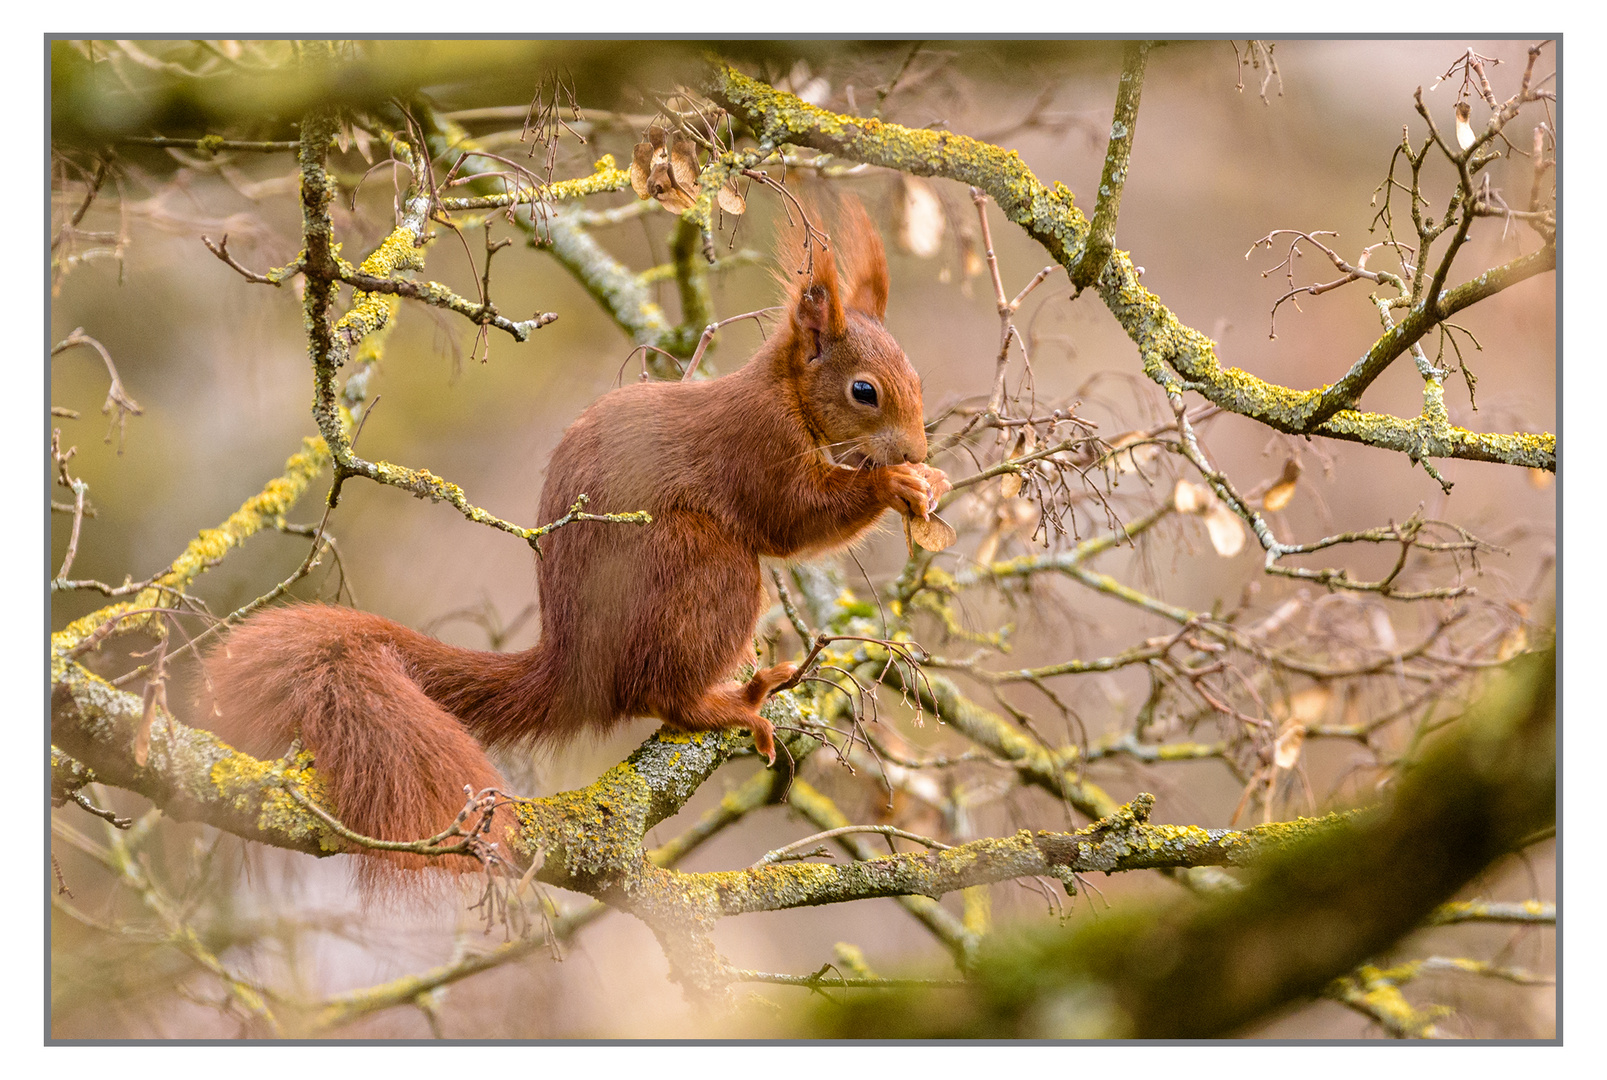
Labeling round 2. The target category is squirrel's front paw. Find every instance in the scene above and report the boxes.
[907,463,951,512]
[878,463,936,518]
[878,462,949,518]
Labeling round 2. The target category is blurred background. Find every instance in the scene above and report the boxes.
[50,39,1555,1039]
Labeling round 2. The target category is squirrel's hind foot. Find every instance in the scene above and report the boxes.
[653,665,799,765]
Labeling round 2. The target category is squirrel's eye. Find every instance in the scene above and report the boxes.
[851,380,878,407]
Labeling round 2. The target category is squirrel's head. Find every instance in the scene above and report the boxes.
[779,196,928,469]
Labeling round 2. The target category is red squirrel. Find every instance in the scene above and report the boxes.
[200,198,949,875]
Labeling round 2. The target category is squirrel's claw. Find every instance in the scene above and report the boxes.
[882,463,938,519]
[912,463,951,512]
[752,722,777,764]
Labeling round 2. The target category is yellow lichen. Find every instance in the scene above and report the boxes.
[54,436,331,652]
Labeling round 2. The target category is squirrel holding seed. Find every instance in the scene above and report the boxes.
[201,197,949,875]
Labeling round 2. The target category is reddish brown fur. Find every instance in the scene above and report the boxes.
[200,196,947,882]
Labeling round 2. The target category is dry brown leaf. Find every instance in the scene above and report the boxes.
[1497,624,1529,661]
[716,178,746,215]
[629,126,700,213]
[1454,101,1475,151]
[1287,685,1332,725]
[785,60,832,106]
[1262,457,1301,511]
[998,430,1032,497]
[1204,502,1246,557]
[629,137,654,199]
[1119,444,1161,475]
[1173,478,1210,514]
[1370,607,1398,652]
[1255,596,1304,637]
[657,186,696,213]
[974,529,1001,567]
[1343,686,1363,730]
[1262,480,1297,512]
[962,238,985,278]
[1001,497,1038,532]
[908,513,958,552]
[1273,722,1306,770]
[897,176,945,258]
[975,496,1037,563]
[667,138,698,187]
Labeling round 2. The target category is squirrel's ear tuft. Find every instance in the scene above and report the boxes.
[794,282,836,342]
[834,196,890,321]
[779,204,846,340]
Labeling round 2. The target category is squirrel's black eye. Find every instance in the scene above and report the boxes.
[851,380,878,406]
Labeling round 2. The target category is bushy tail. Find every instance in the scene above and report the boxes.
[199,604,534,882]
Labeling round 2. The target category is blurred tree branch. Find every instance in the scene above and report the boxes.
[803,647,1554,1037]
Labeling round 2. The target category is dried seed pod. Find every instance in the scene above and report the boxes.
[629,136,655,199]
[1173,478,1210,514]
[716,178,746,215]
[1262,457,1301,511]
[629,125,700,213]
[1204,502,1246,557]
[906,513,958,554]
[896,176,945,258]
[1454,101,1476,151]
[1273,722,1306,770]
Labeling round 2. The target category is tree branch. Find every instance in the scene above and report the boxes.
[803,648,1555,1038]
[708,64,1554,472]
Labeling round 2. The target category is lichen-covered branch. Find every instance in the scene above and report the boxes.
[647,766,789,869]
[337,265,556,342]
[434,154,631,211]
[292,111,644,545]
[879,664,1118,822]
[1071,40,1148,292]
[784,778,979,967]
[418,106,687,375]
[51,635,1354,1008]
[803,648,1555,1038]
[1326,955,1551,1038]
[50,649,759,880]
[51,658,341,858]
[51,43,1555,1038]
[708,64,1554,472]
[1311,245,1554,427]
[53,435,331,651]
[1426,899,1555,926]
[686,792,1347,917]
